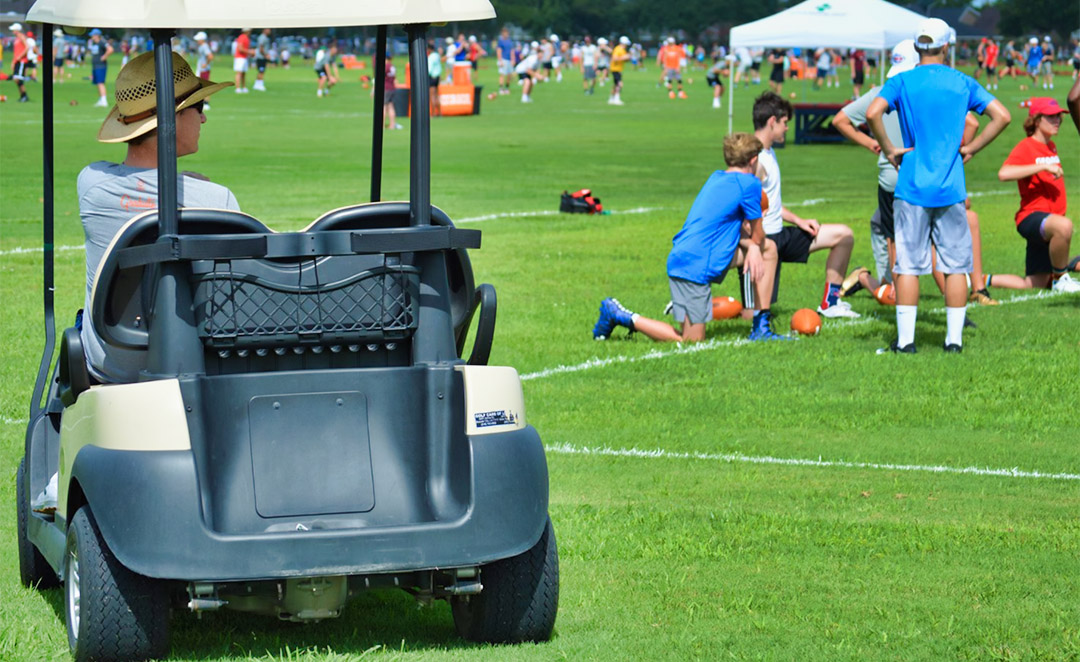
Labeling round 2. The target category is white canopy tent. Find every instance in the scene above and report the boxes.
[726,0,928,133]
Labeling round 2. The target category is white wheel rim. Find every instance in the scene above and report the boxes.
[66,547,80,638]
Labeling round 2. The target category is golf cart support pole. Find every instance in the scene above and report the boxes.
[407,24,431,227]
[146,29,204,377]
[371,26,387,202]
[30,23,56,418]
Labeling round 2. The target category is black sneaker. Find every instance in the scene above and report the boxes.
[963,316,977,329]
[876,339,916,354]
[943,343,963,353]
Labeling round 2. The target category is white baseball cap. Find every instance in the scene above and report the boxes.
[10,23,22,32]
[1043,35,1051,42]
[468,35,476,43]
[1029,37,1038,45]
[445,36,454,44]
[550,33,559,42]
[619,36,631,46]
[597,37,608,46]
[914,18,951,50]
[666,37,675,45]
[530,40,539,49]
[194,31,208,42]
[887,39,919,78]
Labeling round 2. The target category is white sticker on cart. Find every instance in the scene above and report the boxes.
[474,410,518,428]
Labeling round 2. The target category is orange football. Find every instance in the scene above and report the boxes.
[712,296,743,320]
[874,283,896,306]
[790,308,821,336]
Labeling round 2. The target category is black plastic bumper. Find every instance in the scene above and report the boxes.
[70,427,548,581]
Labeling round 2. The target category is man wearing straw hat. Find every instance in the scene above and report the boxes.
[77,51,237,382]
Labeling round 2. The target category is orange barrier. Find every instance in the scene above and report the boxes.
[340,54,366,70]
[437,84,475,116]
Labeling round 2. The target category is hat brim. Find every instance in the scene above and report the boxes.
[98,78,232,143]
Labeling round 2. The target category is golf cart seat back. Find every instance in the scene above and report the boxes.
[91,208,425,377]
[306,201,476,337]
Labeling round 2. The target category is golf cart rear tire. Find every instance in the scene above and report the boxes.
[65,506,169,662]
[452,516,559,643]
[16,458,60,589]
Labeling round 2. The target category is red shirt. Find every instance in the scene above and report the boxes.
[985,42,999,68]
[1004,137,1065,225]
[12,35,27,63]
[235,33,251,58]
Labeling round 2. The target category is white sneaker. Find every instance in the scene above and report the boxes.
[94,96,107,107]
[521,95,531,103]
[818,299,860,318]
[1052,273,1080,294]
[712,98,720,109]
[611,98,624,106]
[317,89,323,97]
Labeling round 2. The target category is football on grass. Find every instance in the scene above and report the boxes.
[874,283,896,306]
[712,296,743,320]
[790,308,821,335]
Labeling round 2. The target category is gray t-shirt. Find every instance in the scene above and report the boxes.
[841,85,902,192]
[256,33,270,59]
[77,161,240,382]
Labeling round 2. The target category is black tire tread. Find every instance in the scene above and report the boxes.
[67,506,169,662]
[16,457,60,589]
[452,517,559,644]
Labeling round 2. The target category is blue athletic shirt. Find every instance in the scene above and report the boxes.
[877,64,995,208]
[1026,45,1043,68]
[667,171,762,285]
[497,37,515,60]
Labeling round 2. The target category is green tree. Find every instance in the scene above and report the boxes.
[996,0,1079,39]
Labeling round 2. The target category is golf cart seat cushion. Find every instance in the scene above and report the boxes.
[307,202,475,336]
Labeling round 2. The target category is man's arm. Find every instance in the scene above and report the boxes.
[1068,76,1080,135]
[867,96,909,169]
[832,109,880,154]
[959,99,1010,161]
[999,161,1062,181]
[102,42,114,61]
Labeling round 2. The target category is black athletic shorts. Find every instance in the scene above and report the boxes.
[706,73,723,88]
[542,62,553,70]
[256,57,268,73]
[1017,211,1053,275]
[877,185,895,240]
[612,71,622,86]
[986,66,996,76]
[770,65,784,83]
[740,226,815,307]
[11,60,27,81]
[852,70,865,85]
[518,72,531,81]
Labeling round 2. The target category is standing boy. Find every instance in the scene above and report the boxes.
[866,18,1010,354]
[88,28,113,107]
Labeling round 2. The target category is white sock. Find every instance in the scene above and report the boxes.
[896,305,917,348]
[945,306,966,347]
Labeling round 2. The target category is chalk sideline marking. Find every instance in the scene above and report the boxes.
[2,416,28,425]
[545,442,1080,482]
[456,206,664,224]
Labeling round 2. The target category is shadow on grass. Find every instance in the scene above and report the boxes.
[168,589,481,658]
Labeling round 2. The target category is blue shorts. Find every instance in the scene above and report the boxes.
[91,67,107,84]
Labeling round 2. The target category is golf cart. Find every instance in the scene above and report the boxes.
[16,2,558,659]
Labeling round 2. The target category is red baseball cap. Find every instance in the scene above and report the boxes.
[1028,97,1069,117]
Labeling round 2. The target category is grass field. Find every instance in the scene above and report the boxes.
[2,51,1080,661]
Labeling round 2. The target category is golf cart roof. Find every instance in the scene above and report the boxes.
[27,0,495,30]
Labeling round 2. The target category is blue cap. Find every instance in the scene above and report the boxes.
[89,28,102,36]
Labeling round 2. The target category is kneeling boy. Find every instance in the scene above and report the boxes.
[592,132,786,342]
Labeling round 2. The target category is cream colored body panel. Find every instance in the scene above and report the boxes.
[28,0,495,30]
[59,379,191,514]
[455,366,526,436]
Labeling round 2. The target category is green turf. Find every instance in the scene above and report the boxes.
[2,53,1079,661]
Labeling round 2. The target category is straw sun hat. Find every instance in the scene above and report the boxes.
[98,51,232,143]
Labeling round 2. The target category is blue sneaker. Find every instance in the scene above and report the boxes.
[747,311,793,342]
[593,297,635,340]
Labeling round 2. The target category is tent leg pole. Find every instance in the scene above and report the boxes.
[727,56,734,135]
[880,48,885,85]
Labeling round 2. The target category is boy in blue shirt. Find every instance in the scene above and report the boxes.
[592,132,785,342]
[867,18,1011,353]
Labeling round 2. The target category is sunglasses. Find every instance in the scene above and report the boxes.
[190,100,205,114]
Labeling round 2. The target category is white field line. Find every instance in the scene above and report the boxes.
[456,206,665,224]
[524,291,1063,383]
[546,442,1080,482]
[0,244,85,257]
[2,416,28,425]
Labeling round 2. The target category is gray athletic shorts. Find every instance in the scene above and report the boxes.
[583,65,596,80]
[668,277,713,325]
[893,198,972,275]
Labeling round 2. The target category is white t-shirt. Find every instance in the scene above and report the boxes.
[581,44,597,67]
[757,148,784,235]
[515,52,538,74]
[196,42,212,75]
[816,50,831,69]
